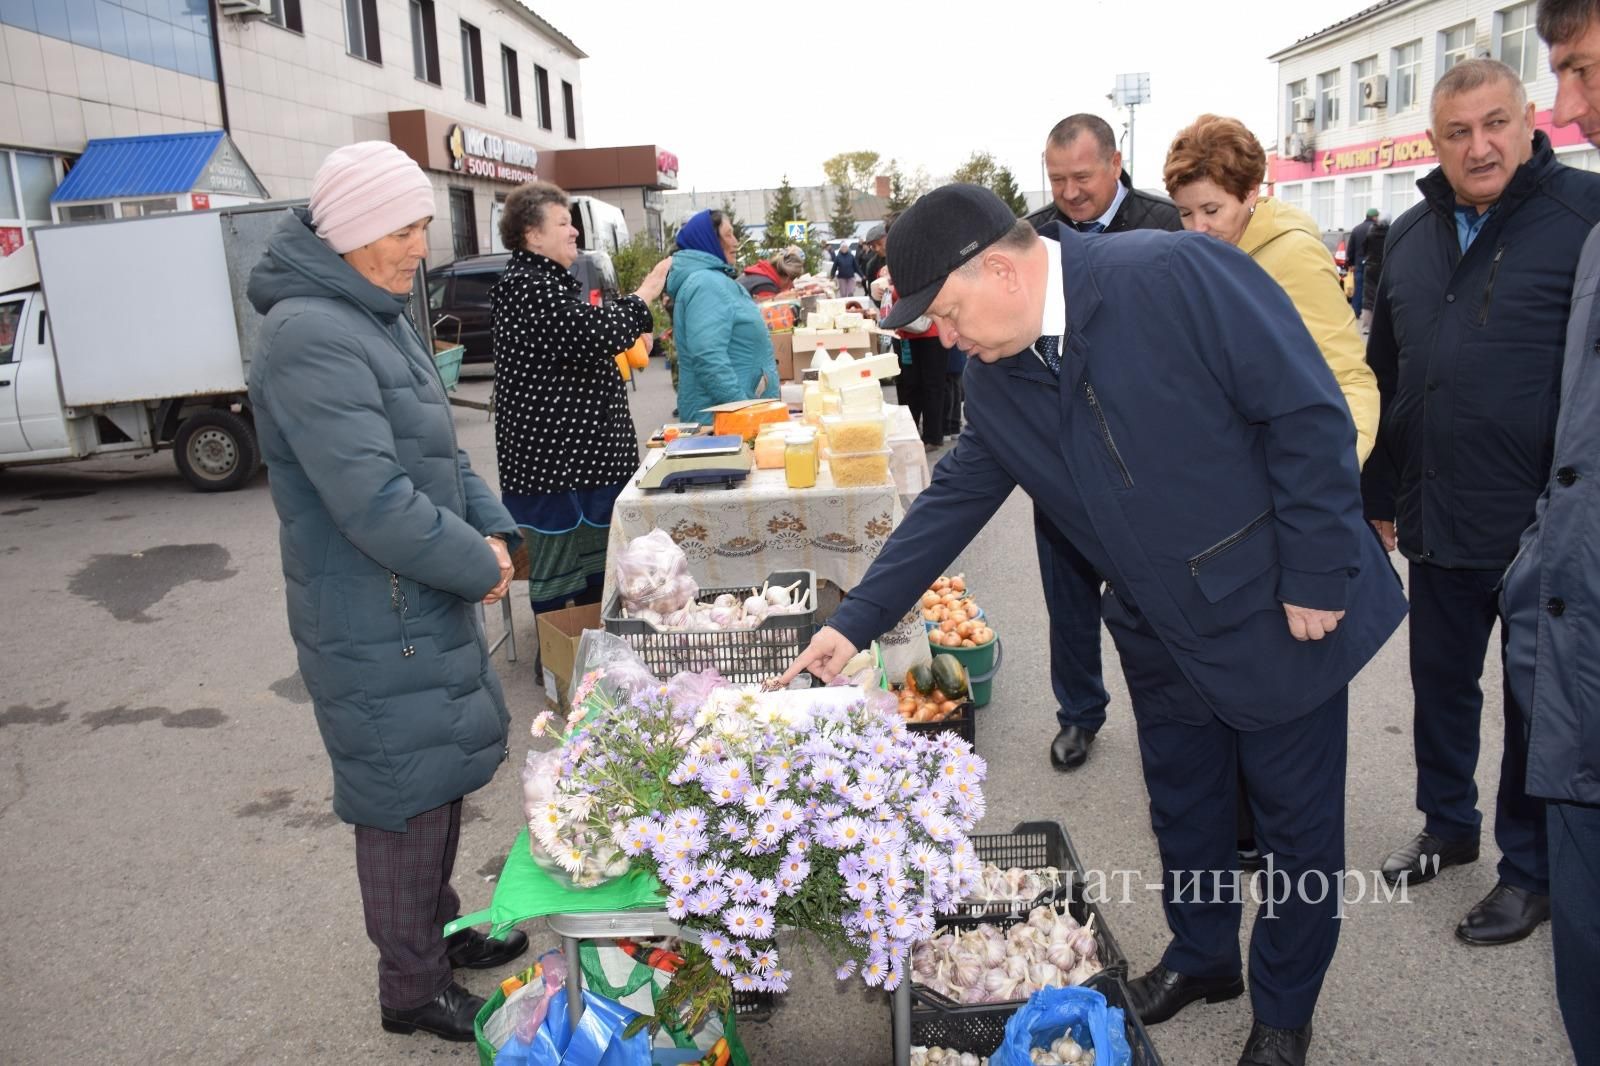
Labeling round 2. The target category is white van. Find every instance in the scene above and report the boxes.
[489,195,629,254]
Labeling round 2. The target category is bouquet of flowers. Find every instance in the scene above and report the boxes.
[522,634,988,1031]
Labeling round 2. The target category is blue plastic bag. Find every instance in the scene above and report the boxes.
[994,985,1132,1066]
[495,988,652,1066]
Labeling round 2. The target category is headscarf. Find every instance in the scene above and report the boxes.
[676,210,727,261]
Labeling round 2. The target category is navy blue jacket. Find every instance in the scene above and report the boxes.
[1362,132,1600,569]
[830,227,1407,730]
[1503,223,1600,805]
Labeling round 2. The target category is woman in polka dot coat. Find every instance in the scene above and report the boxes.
[490,181,672,612]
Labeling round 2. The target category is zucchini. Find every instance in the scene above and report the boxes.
[931,655,969,701]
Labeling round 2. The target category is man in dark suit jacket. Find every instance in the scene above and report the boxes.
[1022,114,1182,775]
[781,184,1406,1066]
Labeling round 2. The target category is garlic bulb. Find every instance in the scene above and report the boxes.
[714,593,738,609]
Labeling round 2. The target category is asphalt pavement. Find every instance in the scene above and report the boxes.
[0,362,1575,1065]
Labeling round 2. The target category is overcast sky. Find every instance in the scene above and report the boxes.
[529,0,1377,196]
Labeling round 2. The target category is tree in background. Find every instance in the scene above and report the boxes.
[760,175,823,274]
[828,184,857,245]
[822,150,882,196]
[951,151,1029,217]
[990,167,1029,217]
[612,233,673,358]
[721,198,755,265]
[885,161,916,215]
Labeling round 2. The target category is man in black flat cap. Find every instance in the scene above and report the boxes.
[779,184,1406,1066]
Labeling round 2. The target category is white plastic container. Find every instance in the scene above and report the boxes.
[819,350,900,390]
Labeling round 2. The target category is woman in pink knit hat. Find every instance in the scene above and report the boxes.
[246,141,527,1043]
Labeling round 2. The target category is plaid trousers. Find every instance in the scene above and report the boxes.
[353,799,462,1009]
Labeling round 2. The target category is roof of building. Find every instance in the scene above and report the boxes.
[52,131,226,202]
[507,3,587,59]
[1268,0,1415,60]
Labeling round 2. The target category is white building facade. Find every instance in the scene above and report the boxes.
[0,0,591,263]
[1269,0,1597,233]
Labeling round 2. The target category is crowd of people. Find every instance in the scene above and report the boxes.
[235,0,1600,1060]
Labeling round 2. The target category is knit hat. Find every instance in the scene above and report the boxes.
[309,142,437,254]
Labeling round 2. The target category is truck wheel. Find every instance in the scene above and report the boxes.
[173,409,259,492]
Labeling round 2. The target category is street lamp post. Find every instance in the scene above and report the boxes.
[1110,72,1151,185]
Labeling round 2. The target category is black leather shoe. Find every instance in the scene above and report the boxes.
[1456,883,1551,946]
[1050,726,1096,771]
[446,928,529,970]
[1237,1019,1312,1066]
[380,982,484,1041]
[1126,962,1244,1026]
[1380,830,1479,886]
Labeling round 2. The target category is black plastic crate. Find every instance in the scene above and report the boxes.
[911,879,1129,1023]
[910,970,1160,1061]
[901,698,977,748]
[954,820,1087,919]
[603,570,816,685]
[732,988,773,1022]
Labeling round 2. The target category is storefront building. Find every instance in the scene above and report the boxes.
[0,0,601,263]
[1269,0,1597,232]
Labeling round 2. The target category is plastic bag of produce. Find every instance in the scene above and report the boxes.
[614,530,698,619]
[494,987,652,1066]
[993,985,1131,1066]
[578,940,749,1063]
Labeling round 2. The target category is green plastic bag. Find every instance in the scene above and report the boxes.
[445,827,666,940]
[579,942,750,1066]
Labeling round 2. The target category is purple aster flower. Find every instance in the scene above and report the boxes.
[776,872,801,896]
[750,949,778,975]
[760,969,792,993]
[668,755,704,786]
[717,815,750,841]
[746,908,776,938]
[781,856,811,882]
[750,879,780,909]
[711,953,739,978]
[697,858,727,884]
[844,871,878,902]
[811,757,847,788]
[741,784,775,815]
[733,939,755,961]
[770,799,803,830]
[663,862,700,894]
[753,817,784,845]
[786,836,812,856]
[723,867,756,902]
[671,807,709,834]
[838,853,868,880]
[688,886,728,917]
[834,959,858,980]
[819,802,845,821]
[861,955,890,988]
[738,834,774,858]
[665,893,689,921]
[731,972,761,992]
[831,816,869,849]
[699,930,732,957]
[723,905,757,938]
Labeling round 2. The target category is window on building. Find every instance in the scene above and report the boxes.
[15,153,56,222]
[342,0,381,63]
[1345,176,1373,228]
[409,0,440,85]
[1563,147,1600,171]
[562,80,576,140]
[123,197,179,217]
[460,22,485,104]
[534,66,553,130]
[266,0,303,33]
[1318,69,1342,130]
[60,203,114,222]
[449,188,479,258]
[1354,56,1379,122]
[1393,40,1422,112]
[1442,22,1477,72]
[1310,180,1335,229]
[1386,171,1418,216]
[1278,184,1305,211]
[1286,78,1309,128]
[502,46,521,117]
[1499,3,1540,82]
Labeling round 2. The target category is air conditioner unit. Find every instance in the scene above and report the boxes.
[1291,96,1317,124]
[218,0,271,16]
[1361,74,1389,108]
[1287,133,1315,163]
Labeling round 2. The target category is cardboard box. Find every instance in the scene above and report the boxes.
[536,602,603,709]
[770,331,795,381]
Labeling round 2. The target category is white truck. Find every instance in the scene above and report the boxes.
[0,202,432,492]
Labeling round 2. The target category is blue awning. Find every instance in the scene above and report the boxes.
[51,131,266,203]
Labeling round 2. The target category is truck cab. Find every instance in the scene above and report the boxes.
[0,280,71,460]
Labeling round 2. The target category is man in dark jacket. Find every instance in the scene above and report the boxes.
[1346,207,1379,313]
[857,222,888,290]
[783,184,1406,1066]
[1363,58,1600,947]
[1502,5,1600,1058]
[1024,113,1182,775]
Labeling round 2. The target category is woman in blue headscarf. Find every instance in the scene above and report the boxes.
[666,209,780,425]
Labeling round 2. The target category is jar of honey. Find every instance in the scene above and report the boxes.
[784,429,819,489]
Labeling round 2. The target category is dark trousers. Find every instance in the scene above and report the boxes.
[1106,597,1346,1029]
[1350,263,1365,314]
[354,799,463,1009]
[1035,510,1109,733]
[901,337,949,447]
[1549,801,1600,1064]
[1408,562,1547,893]
[944,373,964,435]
